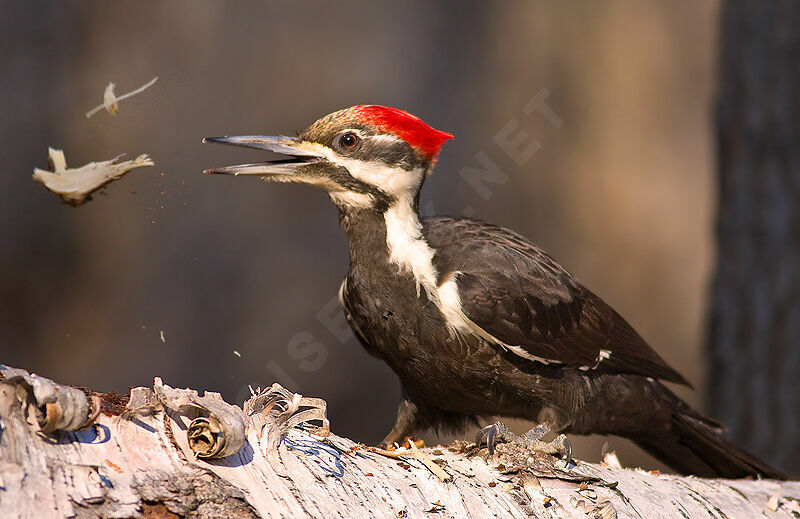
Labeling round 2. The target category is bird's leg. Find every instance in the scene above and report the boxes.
[476,421,572,466]
[380,398,422,448]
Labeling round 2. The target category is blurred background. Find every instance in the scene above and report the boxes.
[1,1,720,471]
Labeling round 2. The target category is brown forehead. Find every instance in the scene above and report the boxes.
[299,108,373,145]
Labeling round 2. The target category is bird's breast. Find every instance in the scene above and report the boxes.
[343,263,441,357]
[341,265,517,413]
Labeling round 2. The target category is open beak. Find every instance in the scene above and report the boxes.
[202,136,323,176]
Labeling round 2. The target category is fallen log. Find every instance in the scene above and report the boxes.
[0,365,796,518]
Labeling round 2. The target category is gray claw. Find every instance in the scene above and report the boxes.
[476,423,500,454]
[559,434,573,468]
[476,422,572,467]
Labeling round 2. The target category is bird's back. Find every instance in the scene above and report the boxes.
[421,216,689,385]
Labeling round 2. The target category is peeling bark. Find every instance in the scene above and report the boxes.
[0,366,797,519]
[32,148,154,206]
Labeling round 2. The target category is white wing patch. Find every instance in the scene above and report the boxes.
[380,209,613,369]
[436,275,472,334]
[381,201,555,364]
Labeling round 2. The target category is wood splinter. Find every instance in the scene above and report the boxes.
[85,76,158,118]
[33,147,154,206]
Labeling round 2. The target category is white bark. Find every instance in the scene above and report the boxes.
[0,365,797,519]
[32,148,154,206]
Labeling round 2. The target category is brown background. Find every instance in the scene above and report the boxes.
[0,0,718,470]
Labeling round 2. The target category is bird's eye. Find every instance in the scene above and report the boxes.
[338,132,359,150]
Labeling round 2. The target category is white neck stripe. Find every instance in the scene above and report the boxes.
[383,198,473,336]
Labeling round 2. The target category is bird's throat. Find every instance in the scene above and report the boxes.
[341,199,436,289]
[341,201,477,342]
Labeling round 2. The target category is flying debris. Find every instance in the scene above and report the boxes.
[86,76,158,118]
[33,147,153,206]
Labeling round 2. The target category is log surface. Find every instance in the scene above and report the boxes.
[0,366,798,519]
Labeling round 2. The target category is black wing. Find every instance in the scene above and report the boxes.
[423,217,689,386]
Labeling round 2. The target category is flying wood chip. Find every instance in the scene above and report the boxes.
[33,147,154,206]
[85,76,158,118]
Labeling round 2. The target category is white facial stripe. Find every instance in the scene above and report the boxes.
[293,141,375,208]
[294,140,425,209]
[343,161,424,201]
[268,174,336,188]
[329,191,374,208]
[294,140,337,157]
[296,140,424,198]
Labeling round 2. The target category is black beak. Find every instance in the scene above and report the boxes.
[202,136,323,176]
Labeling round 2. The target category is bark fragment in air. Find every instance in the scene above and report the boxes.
[85,76,158,118]
[32,147,154,206]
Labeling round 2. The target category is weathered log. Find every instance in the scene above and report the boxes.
[0,366,797,519]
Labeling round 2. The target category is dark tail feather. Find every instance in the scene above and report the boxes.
[632,395,786,479]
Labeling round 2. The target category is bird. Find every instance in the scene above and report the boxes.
[204,105,785,479]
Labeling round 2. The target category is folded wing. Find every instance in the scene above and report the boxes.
[424,217,689,386]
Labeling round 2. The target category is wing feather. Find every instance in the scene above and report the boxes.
[424,216,690,385]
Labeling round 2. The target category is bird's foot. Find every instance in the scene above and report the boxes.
[475,421,572,467]
[379,436,424,451]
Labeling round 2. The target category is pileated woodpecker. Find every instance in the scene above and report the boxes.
[205,105,784,479]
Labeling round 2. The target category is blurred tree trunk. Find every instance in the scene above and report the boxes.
[708,1,800,474]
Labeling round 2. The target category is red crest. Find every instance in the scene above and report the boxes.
[351,105,453,159]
